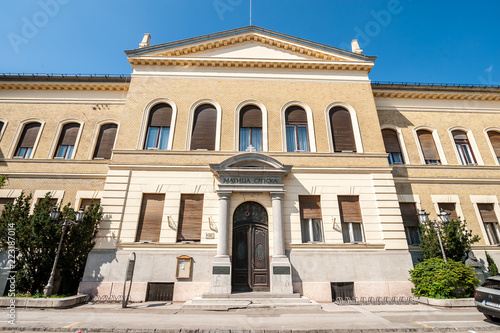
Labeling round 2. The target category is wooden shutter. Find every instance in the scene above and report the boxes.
[149,104,172,127]
[190,104,217,150]
[177,194,203,242]
[488,131,500,157]
[57,123,80,147]
[0,198,14,213]
[299,196,322,219]
[286,106,307,124]
[438,203,458,221]
[18,122,41,148]
[382,129,401,153]
[417,130,440,161]
[93,124,117,159]
[135,194,164,242]
[79,198,101,211]
[452,130,467,141]
[36,198,58,207]
[330,108,356,152]
[338,196,363,223]
[478,204,498,223]
[240,105,262,127]
[399,203,419,227]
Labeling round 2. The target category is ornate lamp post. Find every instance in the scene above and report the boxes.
[417,208,450,263]
[44,207,85,297]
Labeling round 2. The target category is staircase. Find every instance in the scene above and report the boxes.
[182,292,322,310]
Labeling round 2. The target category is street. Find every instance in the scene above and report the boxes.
[2,302,500,332]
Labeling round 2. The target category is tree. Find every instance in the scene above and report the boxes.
[486,251,499,276]
[418,218,480,262]
[0,192,101,295]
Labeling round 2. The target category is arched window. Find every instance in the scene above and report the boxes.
[93,123,118,159]
[452,130,476,165]
[145,103,172,150]
[14,122,41,158]
[329,107,356,152]
[416,129,441,165]
[382,129,404,164]
[0,121,4,138]
[239,105,262,151]
[487,131,500,164]
[54,123,80,159]
[190,104,217,150]
[285,106,309,152]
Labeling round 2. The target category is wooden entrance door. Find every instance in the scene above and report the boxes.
[232,202,269,292]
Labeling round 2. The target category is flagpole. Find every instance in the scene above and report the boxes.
[250,0,252,26]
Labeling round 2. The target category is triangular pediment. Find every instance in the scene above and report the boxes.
[125,26,376,71]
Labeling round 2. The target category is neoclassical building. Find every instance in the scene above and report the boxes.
[1,26,500,303]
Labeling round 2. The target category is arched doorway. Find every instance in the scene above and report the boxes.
[232,201,269,292]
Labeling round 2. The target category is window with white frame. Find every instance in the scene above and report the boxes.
[338,196,364,243]
[477,203,500,245]
[299,195,323,243]
[487,131,500,164]
[145,103,172,150]
[399,202,420,245]
[452,130,476,165]
[285,106,309,152]
[239,105,262,151]
[416,129,441,165]
[382,128,404,164]
[14,122,41,158]
[54,123,80,159]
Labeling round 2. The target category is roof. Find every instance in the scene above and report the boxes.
[125,26,377,62]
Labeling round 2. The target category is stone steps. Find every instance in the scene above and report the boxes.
[182,294,322,310]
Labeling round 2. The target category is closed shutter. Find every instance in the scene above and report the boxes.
[79,198,101,211]
[299,196,322,219]
[478,204,498,223]
[417,130,440,161]
[382,129,401,153]
[177,194,203,242]
[93,124,117,159]
[399,202,419,227]
[18,122,41,148]
[338,196,363,223]
[438,203,458,221]
[286,106,307,124]
[330,108,356,152]
[240,105,262,127]
[452,130,467,141]
[149,104,172,127]
[135,194,164,242]
[488,132,500,157]
[0,198,14,213]
[59,123,80,146]
[190,104,217,150]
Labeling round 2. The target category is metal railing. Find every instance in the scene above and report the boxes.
[335,296,417,305]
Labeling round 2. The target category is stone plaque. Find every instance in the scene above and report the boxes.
[273,266,290,275]
[213,266,230,275]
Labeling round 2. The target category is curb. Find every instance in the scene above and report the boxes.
[414,296,475,307]
[0,295,88,309]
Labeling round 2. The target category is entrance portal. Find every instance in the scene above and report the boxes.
[232,201,269,292]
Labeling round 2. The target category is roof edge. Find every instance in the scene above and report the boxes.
[372,81,500,93]
[0,73,130,83]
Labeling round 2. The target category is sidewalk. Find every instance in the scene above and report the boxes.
[2,301,499,332]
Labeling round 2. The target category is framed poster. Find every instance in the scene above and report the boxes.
[176,255,192,279]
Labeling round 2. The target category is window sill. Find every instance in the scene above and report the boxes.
[288,243,385,250]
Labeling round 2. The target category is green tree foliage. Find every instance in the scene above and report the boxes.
[0,175,7,188]
[409,258,480,299]
[0,192,101,295]
[418,218,480,261]
[486,251,499,276]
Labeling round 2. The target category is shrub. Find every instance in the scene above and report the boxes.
[486,251,499,276]
[409,257,480,299]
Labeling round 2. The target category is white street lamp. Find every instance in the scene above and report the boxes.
[417,208,447,263]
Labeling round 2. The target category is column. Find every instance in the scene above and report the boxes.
[210,191,232,294]
[271,191,286,257]
[270,191,293,294]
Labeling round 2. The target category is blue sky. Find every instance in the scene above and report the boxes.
[1,0,499,85]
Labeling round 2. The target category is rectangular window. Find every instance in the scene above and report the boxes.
[177,194,203,242]
[135,194,165,243]
[299,196,323,243]
[438,202,459,221]
[399,202,420,245]
[338,196,364,243]
[0,198,14,213]
[79,198,101,211]
[240,128,262,151]
[477,203,500,245]
[286,125,309,152]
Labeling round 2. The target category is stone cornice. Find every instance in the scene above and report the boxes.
[373,90,500,101]
[0,82,129,91]
[129,57,373,72]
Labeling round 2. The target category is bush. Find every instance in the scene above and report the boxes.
[409,257,480,299]
[486,251,499,276]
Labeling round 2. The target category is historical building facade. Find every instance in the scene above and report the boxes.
[1,27,500,302]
